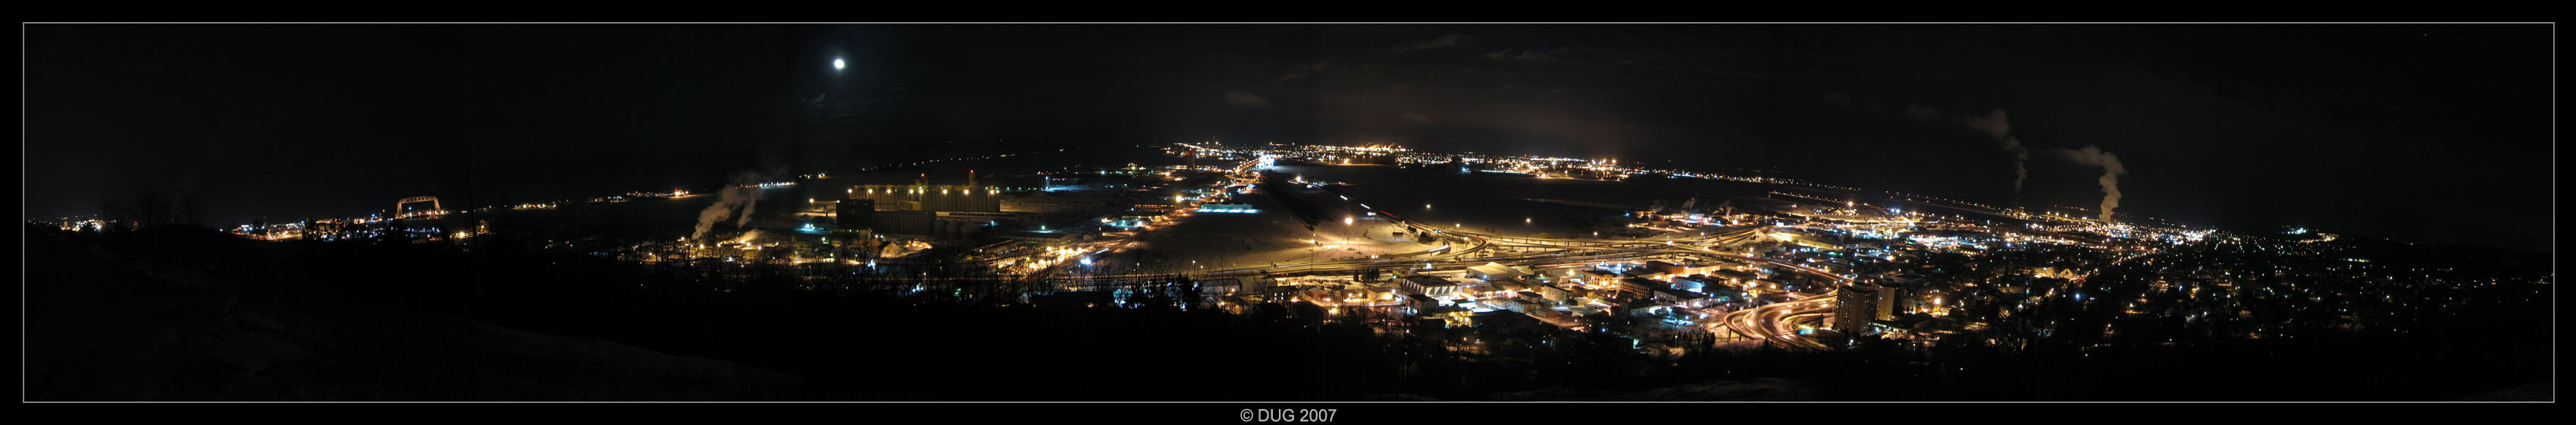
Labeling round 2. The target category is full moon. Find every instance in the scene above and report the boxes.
[832,58,845,70]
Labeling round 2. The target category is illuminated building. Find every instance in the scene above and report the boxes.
[1535,284,1574,304]
[1644,260,1685,275]
[1710,269,1757,285]
[1668,275,1712,293]
[1835,285,1897,335]
[1401,275,1462,298]
[845,172,1020,239]
[1466,262,1525,282]
[846,172,1002,213]
[394,196,441,219]
[1615,277,1665,299]
[1196,203,1258,213]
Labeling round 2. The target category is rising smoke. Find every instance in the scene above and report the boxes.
[1957,109,2032,194]
[689,172,765,240]
[1903,104,1942,122]
[2053,145,2126,223]
[1832,95,2065,205]
[2001,136,2029,193]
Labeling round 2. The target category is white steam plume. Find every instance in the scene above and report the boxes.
[1903,104,1942,122]
[2001,136,2029,193]
[690,187,756,239]
[2054,145,2127,223]
[690,172,766,239]
[1958,109,2010,140]
[1957,109,2032,194]
[733,189,757,228]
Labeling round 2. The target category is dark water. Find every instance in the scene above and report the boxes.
[1271,165,1772,238]
[477,187,816,244]
[473,148,1778,244]
[477,144,1188,244]
[838,144,1195,184]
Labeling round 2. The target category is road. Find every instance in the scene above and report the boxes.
[1047,162,1854,350]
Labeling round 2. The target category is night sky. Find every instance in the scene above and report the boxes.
[24,24,2552,252]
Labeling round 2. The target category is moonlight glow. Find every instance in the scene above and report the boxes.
[832,58,845,70]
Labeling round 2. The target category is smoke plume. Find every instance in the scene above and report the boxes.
[1822,92,1854,110]
[1903,104,1942,122]
[1829,94,2042,200]
[690,172,766,239]
[2001,136,2029,193]
[734,190,757,228]
[1958,109,2010,140]
[1224,90,1270,108]
[1956,109,2032,194]
[2053,145,2127,223]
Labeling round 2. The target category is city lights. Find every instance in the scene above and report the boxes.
[45,24,2544,404]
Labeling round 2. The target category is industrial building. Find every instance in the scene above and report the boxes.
[844,172,1024,239]
[848,172,1003,213]
[1465,262,1525,282]
[835,199,876,233]
[1401,275,1462,298]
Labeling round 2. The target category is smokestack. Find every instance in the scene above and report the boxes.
[2053,145,2127,223]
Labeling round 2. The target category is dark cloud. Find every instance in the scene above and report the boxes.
[1957,109,2011,140]
[1224,90,1271,108]
[1903,104,1942,122]
[1822,92,1854,109]
[1279,61,1330,81]
[1392,33,1471,53]
[1482,48,1564,62]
